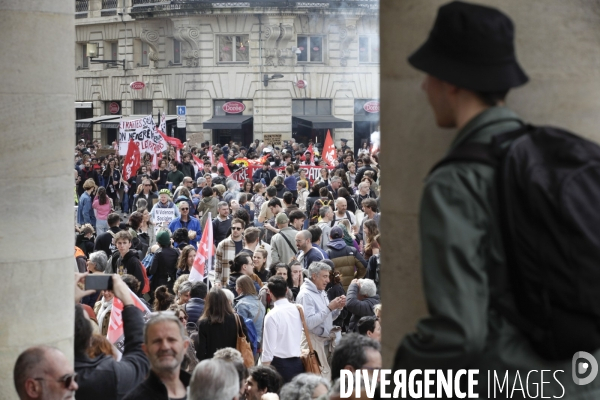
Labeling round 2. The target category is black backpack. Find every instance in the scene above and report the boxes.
[432,121,600,360]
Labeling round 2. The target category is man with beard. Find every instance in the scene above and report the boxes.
[124,314,190,400]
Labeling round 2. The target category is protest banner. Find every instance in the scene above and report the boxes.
[118,115,167,156]
[230,165,334,185]
[153,208,175,225]
[107,289,152,354]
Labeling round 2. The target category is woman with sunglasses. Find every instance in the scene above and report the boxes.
[134,178,158,213]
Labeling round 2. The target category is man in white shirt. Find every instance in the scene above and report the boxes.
[261,276,304,383]
[331,197,357,233]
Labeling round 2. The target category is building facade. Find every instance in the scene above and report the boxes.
[74,0,379,152]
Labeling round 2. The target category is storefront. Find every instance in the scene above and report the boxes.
[75,114,120,145]
[75,102,93,143]
[203,100,254,146]
[292,99,352,145]
[354,99,380,154]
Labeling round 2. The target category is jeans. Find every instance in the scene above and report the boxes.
[121,190,129,214]
[96,219,109,235]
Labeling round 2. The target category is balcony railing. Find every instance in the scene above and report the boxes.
[101,0,118,16]
[75,0,89,18]
[131,0,378,13]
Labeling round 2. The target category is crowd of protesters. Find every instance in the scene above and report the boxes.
[15,135,383,399]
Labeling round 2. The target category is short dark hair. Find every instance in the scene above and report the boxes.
[172,228,189,245]
[267,198,282,208]
[357,316,378,336]
[244,227,260,245]
[190,281,208,299]
[267,275,288,299]
[307,225,322,243]
[288,210,305,224]
[330,333,381,381]
[362,198,378,212]
[107,213,121,227]
[266,186,277,197]
[249,365,283,394]
[233,208,250,227]
[283,191,294,205]
[202,186,213,197]
[128,211,143,230]
[74,304,93,355]
[231,217,245,229]
[218,167,225,174]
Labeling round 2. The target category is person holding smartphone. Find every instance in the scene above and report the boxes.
[74,273,150,400]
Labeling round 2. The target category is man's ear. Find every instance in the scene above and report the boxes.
[24,378,42,398]
[142,343,149,357]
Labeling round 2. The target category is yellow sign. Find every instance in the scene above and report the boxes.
[263,134,282,147]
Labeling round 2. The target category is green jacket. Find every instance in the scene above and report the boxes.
[394,107,600,399]
[167,170,184,189]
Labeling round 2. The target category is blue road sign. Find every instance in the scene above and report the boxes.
[177,106,186,116]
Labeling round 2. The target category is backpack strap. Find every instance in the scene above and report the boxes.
[280,232,297,254]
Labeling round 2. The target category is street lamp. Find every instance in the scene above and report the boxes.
[263,74,284,87]
[86,42,126,70]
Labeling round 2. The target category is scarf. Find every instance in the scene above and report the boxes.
[340,225,354,247]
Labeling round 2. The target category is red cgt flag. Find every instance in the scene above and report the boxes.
[322,130,336,166]
[107,289,151,354]
[122,139,141,181]
[216,155,231,177]
[190,212,213,281]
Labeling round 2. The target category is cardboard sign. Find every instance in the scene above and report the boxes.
[153,208,175,225]
[263,134,282,147]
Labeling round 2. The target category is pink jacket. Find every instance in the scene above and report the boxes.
[92,197,112,220]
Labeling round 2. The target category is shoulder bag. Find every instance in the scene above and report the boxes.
[296,305,321,374]
[234,313,255,367]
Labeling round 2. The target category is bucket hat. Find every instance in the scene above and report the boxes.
[408,1,528,92]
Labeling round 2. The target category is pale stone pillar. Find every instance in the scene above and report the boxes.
[0,0,75,397]
[380,0,600,367]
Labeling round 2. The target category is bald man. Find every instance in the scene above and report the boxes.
[14,346,78,400]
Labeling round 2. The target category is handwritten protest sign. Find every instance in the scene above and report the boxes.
[153,208,175,225]
[118,115,167,156]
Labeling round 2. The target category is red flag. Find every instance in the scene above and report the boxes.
[216,155,231,177]
[122,139,141,181]
[322,130,336,166]
[190,212,214,281]
[107,289,151,354]
[206,146,214,165]
[157,129,184,149]
[175,149,181,163]
[192,153,204,173]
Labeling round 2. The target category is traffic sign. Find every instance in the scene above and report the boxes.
[177,106,186,128]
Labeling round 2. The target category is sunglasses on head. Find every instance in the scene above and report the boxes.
[35,373,78,389]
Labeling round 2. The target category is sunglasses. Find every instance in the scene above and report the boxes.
[180,208,189,211]
[232,227,243,231]
[179,316,188,322]
[35,373,78,389]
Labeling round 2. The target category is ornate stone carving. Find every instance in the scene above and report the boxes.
[140,29,160,67]
[339,24,357,67]
[174,26,201,67]
[263,23,295,66]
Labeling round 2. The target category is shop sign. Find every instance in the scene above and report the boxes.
[363,101,380,113]
[222,101,245,114]
[130,81,145,90]
[109,102,120,114]
[296,80,307,89]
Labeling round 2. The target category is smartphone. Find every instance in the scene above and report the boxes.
[85,275,113,291]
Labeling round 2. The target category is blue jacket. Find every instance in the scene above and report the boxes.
[185,298,205,326]
[234,294,265,342]
[168,216,202,249]
[77,191,96,227]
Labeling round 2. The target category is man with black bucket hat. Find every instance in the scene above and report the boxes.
[394,2,600,398]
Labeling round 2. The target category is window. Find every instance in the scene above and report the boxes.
[141,42,149,66]
[218,35,249,63]
[297,36,323,63]
[168,100,186,115]
[359,36,380,63]
[82,44,88,69]
[134,100,153,115]
[107,42,118,68]
[292,99,331,115]
[173,39,181,64]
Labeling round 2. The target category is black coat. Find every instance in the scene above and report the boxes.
[75,307,150,400]
[94,226,121,257]
[196,313,248,362]
[123,369,191,400]
[117,250,144,295]
[184,298,205,325]
[148,247,180,293]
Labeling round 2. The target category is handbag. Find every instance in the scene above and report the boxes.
[234,313,255,368]
[296,305,322,374]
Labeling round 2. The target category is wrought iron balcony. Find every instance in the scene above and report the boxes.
[130,0,378,16]
[101,0,118,16]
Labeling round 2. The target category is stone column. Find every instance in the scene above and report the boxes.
[0,0,75,397]
[380,0,600,367]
